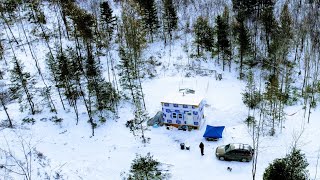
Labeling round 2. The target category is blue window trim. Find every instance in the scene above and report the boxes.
[183,105,188,108]
[164,103,169,107]
[176,120,181,124]
[173,104,179,107]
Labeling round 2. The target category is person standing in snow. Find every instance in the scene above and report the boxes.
[199,142,204,155]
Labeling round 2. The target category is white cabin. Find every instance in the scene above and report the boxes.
[161,91,204,129]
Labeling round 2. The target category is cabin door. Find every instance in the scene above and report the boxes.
[184,111,193,125]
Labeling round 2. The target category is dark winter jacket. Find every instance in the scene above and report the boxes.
[199,142,204,149]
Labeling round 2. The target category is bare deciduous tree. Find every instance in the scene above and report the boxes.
[0,132,65,180]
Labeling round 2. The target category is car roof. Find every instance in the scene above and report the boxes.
[229,143,252,151]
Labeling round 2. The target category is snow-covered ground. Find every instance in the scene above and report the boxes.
[1,62,319,179]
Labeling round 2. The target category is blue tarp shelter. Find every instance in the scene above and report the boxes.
[203,125,225,139]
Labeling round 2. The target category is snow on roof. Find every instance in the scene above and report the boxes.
[161,92,204,106]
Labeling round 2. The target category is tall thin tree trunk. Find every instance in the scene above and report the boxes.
[4,25,36,115]
[18,8,57,113]
[22,79,36,115]
[240,51,243,79]
[0,12,19,45]
[0,99,12,128]
[74,35,96,136]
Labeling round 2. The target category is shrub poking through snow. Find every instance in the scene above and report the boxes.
[263,147,309,180]
[22,117,36,125]
[50,116,63,124]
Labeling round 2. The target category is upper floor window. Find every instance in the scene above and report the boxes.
[172,113,177,119]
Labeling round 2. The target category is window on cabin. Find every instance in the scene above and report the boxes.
[172,113,177,119]
[178,113,183,119]
[173,104,178,107]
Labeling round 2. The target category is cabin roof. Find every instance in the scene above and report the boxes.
[161,92,204,106]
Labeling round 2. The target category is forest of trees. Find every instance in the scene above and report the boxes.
[0,0,318,140]
[0,0,319,140]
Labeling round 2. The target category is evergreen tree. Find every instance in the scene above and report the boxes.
[85,48,119,122]
[10,58,36,115]
[260,5,277,56]
[242,70,262,126]
[61,1,120,136]
[162,0,178,44]
[232,0,257,18]
[193,16,214,56]
[263,74,284,135]
[45,52,67,111]
[98,2,119,113]
[279,3,293,48]
[119,3,148,142]
[232,0,275,19]
[119,3,147,82]
[100,1,117,44]
[128,153,168,180]
[235,15,251,79]
[278,3,294,98]
[135,0,159,42]
[216,15,231,71]
[263,148,309,180]
[53,48,82,124]
[0,0,22,14]
[118,47,135,96]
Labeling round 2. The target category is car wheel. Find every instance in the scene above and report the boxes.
[241,158,247,162]
[219,157,225,161]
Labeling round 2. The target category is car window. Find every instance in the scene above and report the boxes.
[243,144,252,151]
[225,144,230,152]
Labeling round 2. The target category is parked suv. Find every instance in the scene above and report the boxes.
[215,143,254,162]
